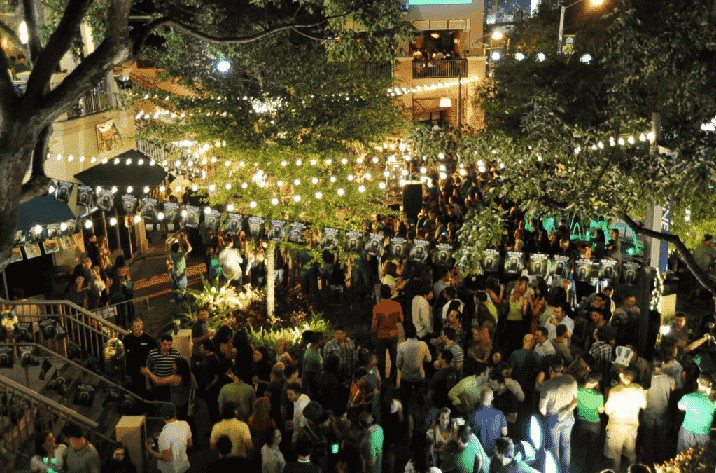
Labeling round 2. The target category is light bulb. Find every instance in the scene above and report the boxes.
[364,173,372,180]
[157,212,164,221]
[33,225,42,234]
[277,180,284,186]
[358,185,366,193]
[420,167,427,174]
[110,217,118,226]
[384,171,390,177]
[438,153,444,160]
[330,176,337,183]
[111,186,118,193]
[315,191,323,199]
[295,159,302,166]
[49,185,56,193]
[348,174,354,181]
[281,160,287,166]
[325,159,332,165]
[250,201,257,208]
[143,186,150,193]
[310,159,317,165]
[60,223,67,231]
[84,220,92,229]
[79,155,85,163]
[372,157,379,163]
[181,210,188,217]
[337,188,345,196]
[134,215,141,224]
[227,204,234,212]
[311,178,319,185]
[293,195,301,202]
[241,183,248,189]
[294,179,300,186]
[127,186,133,193]
[176,185,181,192]
[191,185,198,192]
[114,158,120,165]
[225,183,232,190]
[341,158,348,165]
[271,198,279,205]
[379,182,386,189]
[209,184,216,191]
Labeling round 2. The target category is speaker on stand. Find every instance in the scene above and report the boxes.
[402,182,423,224]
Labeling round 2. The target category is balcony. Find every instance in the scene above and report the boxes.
[364,61,393,79]
[66,78,112,119]
[412,59,467,79]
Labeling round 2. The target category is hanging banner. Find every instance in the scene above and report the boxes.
[344,231,364,254]
[163,202,179,232]
[141,197,158,231]
[434,243,454,266]
[550,255,571,278]
[622,261,639,286]
[122,195,138,215]
[574,259,594,283]
[390,236,410,259]
[409,239,430,263]
[225,213,244,235]
[205,209,221,233]
[97,189,114,211]
[55,180,74,204]
[599,259,620,281]
[268,219,287,242]
[483,248,500,273]
[366,233,385,256]
[76,186,95,215]
[247,216,266,240]
[288,222,308,244]
[321,227,340,250]
[42,239,59,254]
[23,241,42,259]
[504,251,525,274]
[529,253,548,277]
[9,247,23,263]
[180,205,200,229]
[46,224,61,240]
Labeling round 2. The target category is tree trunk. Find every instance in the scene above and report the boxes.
[267,240,276,316]
[622,213,716,295]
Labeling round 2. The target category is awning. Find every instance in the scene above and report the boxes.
[17,195,76,234]
[74,149,168,188]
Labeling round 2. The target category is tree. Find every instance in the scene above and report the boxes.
[0,0,413,270]
[444,0,716,292]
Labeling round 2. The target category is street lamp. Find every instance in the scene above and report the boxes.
[558,0,604,54]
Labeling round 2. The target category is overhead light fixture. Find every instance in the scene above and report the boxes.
[440,97,452,108]
[430,32,440,39]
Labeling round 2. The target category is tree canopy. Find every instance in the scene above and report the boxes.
[0,0,414,269]
[441,0,716,290]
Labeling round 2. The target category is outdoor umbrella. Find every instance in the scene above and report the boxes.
[74,149,167,188]
[17,195,76,234]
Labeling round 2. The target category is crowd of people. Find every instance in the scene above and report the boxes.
[26,172,716,473]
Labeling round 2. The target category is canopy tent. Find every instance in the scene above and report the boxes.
[74,149,168,188]
[17,195,76,234]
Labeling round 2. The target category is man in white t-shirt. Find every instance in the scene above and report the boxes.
[146,403,192,473]
[542,303,575,347]
[287,382,311,444]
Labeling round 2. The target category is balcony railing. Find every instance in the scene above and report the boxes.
[412,59,467,79]
[1,299,128,366]
[67,78,112,119]
[364,61,393,79]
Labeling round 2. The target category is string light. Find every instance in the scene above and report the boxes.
[144,186,150,193]
[127,186,133,193]
[84,220,93,229]
[134,215,141,224]
[157,212,164,220]
[293,195,301,202]
[110,217,117,226]
[337,188,345,196]
[271,198,279,205]
[250,201,257,208]
[226,204,234,212]
[315,191,323,199]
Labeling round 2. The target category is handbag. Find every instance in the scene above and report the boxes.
[187,386,197,416]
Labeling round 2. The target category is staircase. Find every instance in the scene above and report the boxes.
[0,373,114,472]
[0,300,159,471]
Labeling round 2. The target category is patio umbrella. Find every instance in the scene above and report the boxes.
[74,149,167,188]
[17,195,76,234]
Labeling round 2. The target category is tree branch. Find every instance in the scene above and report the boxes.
[0,47,17,122]
[22,0,44,65]
[621,212,716,294]
[24,0,94,100]
[131,10,356,57]
[0,20,32,60]
[36,37,129,125]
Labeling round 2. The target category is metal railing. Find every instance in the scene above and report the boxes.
[1,342,153,404]
[67,78,112,118]
[1,299,129,366]
[136,138,168,162]
[0,373,113,468]
[364,61,393,79]
[412,59,467,79]
[93,296,153,328]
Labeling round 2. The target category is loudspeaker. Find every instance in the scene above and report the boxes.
[403,184,423,222]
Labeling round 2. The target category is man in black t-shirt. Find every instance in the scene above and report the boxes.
[122,318,156,398]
